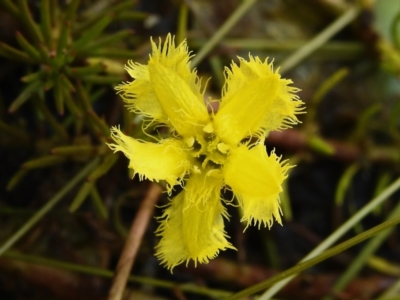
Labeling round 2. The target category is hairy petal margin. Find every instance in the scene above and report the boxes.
[108,127,191,192]
[223,143,290,228]
[155,171,235,271]
[215,56,304,145]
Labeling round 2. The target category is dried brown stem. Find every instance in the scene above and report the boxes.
[267,130,360,162]
[107,183,162,300]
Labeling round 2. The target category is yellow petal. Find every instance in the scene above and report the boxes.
[214,56,304,145]
[115,34,209,134]
[155,171,235,271]
[115,62,168,124]
[148,35,209,137]
[107,127,191,191]
[223,143,290,228]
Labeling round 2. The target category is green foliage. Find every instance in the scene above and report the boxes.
[0,0,142,213]
[2,1,400,299]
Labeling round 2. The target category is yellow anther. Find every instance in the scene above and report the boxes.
[217,142,230,154]
[193,165,202,174]
[185,136,195,147]
[203,122,214,133]
[206,168,222,178]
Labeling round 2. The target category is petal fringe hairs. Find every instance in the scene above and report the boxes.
[107,34,305,271]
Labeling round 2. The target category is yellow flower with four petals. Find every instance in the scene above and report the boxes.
[108,34,304,270]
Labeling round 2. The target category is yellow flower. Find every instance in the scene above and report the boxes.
[108,34,304,271]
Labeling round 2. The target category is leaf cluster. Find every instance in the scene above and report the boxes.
[0,0,146,214]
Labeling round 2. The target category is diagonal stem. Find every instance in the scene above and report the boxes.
[226,214,400,300]
[190,0,258,67]
[280,6,359,74]
[257,175,400,299]
[0,157,100,256]
[107,183,162,300]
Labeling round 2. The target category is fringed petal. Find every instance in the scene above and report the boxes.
[223,143,291,228]
[107,127,191,191]
[214,55,304,145]
[155,171,235,271]
[115,34,209,135]
[115,62,168,125]
[148,34,209,137]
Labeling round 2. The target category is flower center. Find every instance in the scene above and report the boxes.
[187,122,230,173]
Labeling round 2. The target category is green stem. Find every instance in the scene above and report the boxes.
[79,30,133,52]
[325,200,400,299]
[34,96,69,140]
[15,31,41,62]
[115,11,147,21]
[188,39,362,54]
[306,67,349,124]
[22,156,66,169]
[65,0,80,25]
[69,154,117,213]
[0,158,100,256]
[177,3,188,44]
[377,277,400,299]
[0,42,33,63]
[6,169,28,191]
[17,0,44,45]
[82,75,123,84]
[258,176,400,299]
[226,214,400,300]
[191,0,257,67]
[51,145,97,156]
[335,163,359,206]
[209,56,225,89]
[8,80,42,113]
[0,119,30,144]
[56,21,71,60]
[352,103,381,142]
[280,7,359,74]
[3,251,231,298]
[74,1,135,35]
[73,14,112,51]
[40,0,52,48]
[90,186,108,220]
[86,49,138,59]
[390,10,400,50]
[0,0,20,18]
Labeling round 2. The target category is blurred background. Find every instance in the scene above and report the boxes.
[1,0,400,299]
